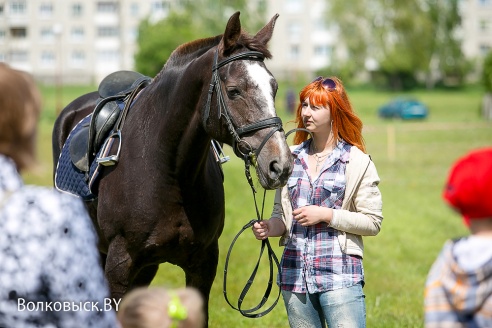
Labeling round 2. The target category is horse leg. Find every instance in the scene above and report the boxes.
[104,235,132,306]
[183,240,219,326]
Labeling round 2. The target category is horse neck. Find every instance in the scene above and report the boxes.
[138,61,213,181]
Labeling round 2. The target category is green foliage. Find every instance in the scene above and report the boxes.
[135,11,197,76]
[134,0,267,77]
[328,0,466,90]
[482,51,492,92]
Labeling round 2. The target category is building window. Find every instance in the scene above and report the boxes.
[39,3,53,17]
[10,50,28,62]
[41,50,56,66]
[0,30,6,40]
[130,3,139,16]
[128,27,138,41]
[288,22,302,39]
[480,44,491,56]
[285,0,303,13]
[289,45,299,60]
[71,27,85,41]
[97,50,119,62]
[10,27,27,38]
[71,50,86,66]
[72,3,83,16]
[40,27,55,40]
[97,1,118,13]
[314,45,330,57]
[151,1,170,13]
[10,1,27,14]
[480,19,489,32]
[97,26,119,37]
[0,4,4,15]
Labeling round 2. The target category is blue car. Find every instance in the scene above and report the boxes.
[378,98,429,120]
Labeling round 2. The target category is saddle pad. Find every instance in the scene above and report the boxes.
[55,114,102,201]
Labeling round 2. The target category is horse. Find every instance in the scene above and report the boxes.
[52,12,292,323]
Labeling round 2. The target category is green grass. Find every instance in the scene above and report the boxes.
[27,83,491,327]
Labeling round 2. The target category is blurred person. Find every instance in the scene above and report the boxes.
[0,63,119,327]
[251,76,383,327]
[117,287,205,328]
[286,87,296,115]
[425,147,492,327]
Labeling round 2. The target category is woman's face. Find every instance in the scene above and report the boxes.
[301,98,331,133]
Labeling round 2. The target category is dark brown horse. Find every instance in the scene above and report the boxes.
[52,12,292,323]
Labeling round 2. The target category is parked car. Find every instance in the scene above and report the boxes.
[378,98,429,120]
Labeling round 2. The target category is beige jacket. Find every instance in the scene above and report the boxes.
[272,146,383,258]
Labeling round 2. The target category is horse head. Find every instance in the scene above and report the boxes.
[203,12,293,190]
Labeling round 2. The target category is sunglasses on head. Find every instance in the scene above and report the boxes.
[312,76,337,91]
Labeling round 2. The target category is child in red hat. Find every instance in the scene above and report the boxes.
[425,147,492,327]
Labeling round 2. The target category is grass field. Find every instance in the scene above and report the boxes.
[27,83,491,327]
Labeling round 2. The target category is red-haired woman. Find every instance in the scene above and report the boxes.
[252,77,383,327]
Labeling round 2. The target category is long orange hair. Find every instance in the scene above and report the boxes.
[292,76,366,153]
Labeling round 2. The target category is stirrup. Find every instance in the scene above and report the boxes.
[212,139,230,164]
[96,130,122,166]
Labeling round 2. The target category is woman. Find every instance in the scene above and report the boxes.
[0,63,119,327]
[252,77,383,327]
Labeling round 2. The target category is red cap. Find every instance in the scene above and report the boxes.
[443,147,492,224]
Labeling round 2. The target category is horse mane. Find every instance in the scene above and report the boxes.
[154,30,272,80]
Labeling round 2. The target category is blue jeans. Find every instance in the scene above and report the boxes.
[281,283,366,328]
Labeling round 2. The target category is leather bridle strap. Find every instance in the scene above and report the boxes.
[204,49,284,161]
[234,116,283,160]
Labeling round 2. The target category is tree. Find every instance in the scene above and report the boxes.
[327,0,466,90]
[482,51,492,93]
[426,0,469,87]
[135,11,196,76]
[134,0,266,76]
[482,51,492,120]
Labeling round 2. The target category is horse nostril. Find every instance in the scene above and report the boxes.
[269,161,282,180]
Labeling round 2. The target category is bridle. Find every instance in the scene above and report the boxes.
[205,47,314,318]
[204,49,284,177]
[204,49,287,318]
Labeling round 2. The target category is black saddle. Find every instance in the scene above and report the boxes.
[69,71,152,172]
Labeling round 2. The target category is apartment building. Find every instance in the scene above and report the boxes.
[461,0,492,58]
[0,0,491,84]
[0,0,172,84]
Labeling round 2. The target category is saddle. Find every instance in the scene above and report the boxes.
[69,71,152,172]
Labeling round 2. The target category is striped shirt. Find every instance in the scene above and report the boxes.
[280,139,364,293]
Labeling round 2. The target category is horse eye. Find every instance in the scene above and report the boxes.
[227,88,241,99]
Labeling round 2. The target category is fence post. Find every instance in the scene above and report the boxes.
[387,125,396,162]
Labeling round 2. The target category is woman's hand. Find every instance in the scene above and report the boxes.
[252,218,286,240]
[252,220,270,240]
[292,205,332,227]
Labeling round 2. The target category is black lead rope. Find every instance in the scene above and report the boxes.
[223,162,281,318]
[223,127,313,318]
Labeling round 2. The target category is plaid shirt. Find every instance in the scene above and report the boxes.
[425,238,492,327]
[280,139,364,293]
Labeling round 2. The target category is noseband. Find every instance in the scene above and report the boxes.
[204,49,284,166]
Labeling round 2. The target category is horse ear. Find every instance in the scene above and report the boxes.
[218,11,242,56]
[254,13,279,45]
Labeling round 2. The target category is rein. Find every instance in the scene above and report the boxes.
[223,128,312,318]
[206,47,313,318]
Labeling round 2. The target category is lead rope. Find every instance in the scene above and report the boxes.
[222,127,313,318]
[223,156,281,318]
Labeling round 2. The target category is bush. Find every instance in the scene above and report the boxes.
[482,51,492,92]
